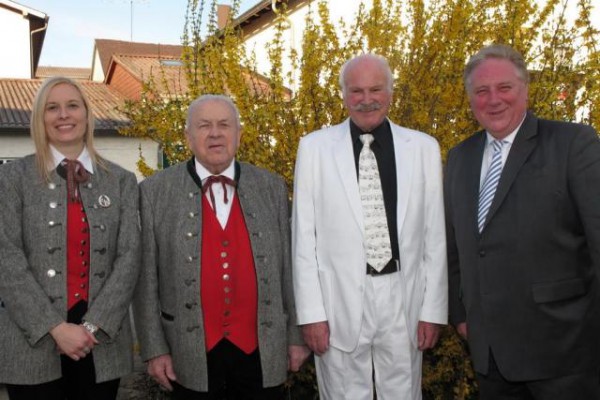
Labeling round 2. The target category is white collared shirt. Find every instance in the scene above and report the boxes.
[195,159,236,229]
[479,116,525,189]
[49,145,95,175]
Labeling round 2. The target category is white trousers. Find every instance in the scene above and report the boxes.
[315,273,422,400]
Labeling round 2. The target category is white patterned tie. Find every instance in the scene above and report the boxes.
[478,140,505,232]
[359,134,392,271]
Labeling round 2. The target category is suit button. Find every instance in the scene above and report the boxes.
[49,201,58,209]
[47,269,57,278]
[222,262,229,269]
[479,250,486,257]
[48,183,57,190]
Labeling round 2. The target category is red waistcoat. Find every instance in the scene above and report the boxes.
[66,197,90,309]
[200,194,258,354]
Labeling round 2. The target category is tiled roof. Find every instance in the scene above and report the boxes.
[36,66,92,80]
[110,54,188,95]
[94,39,183,77]
[0,79,129,130]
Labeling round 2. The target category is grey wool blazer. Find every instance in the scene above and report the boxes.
[133,159,303,392]
[0,154,141,385]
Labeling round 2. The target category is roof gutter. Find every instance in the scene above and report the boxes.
[30,21,48,78]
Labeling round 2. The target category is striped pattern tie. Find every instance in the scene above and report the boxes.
[478,140,504,232]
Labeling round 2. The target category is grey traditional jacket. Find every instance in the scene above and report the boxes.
[0,154,141,385]
[133,159,302,392]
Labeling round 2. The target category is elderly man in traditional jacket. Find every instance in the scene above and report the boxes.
[133,94,309,399]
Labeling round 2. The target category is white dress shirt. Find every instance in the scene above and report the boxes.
[195,159,236,229]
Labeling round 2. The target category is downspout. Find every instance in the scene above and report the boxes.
[30,21,48,78]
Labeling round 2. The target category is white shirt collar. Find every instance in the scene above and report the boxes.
[485,113,526,146]
[194,159,236,182]
[49,145,94,174]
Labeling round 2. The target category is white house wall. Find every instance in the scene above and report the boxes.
[242,0,372,90]
[0,9,33,78]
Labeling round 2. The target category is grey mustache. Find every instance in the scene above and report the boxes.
[352,103,381,112]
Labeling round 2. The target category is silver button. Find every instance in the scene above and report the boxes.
[74,293,80,298]
[186,232,193,238]
[47,269,56,278]
[223,274,230,281]
[49,202,58,209]
[48,183,56,190]
[188,192,195,199]
[86,183,93,189]
[220,252,227,258]
[222,262,229,269]
[188,212,196,218]
[48,221,56,227]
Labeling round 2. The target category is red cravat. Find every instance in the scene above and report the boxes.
[201,175,236,210]
[62,159,90,202]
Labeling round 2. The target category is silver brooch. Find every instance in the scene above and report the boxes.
[98,195,111,208]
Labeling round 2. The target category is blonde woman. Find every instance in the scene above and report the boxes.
[0,76,140,400]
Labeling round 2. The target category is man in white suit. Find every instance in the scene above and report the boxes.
[292,54,447,399]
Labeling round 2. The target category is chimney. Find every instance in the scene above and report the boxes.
[217,4,232,29]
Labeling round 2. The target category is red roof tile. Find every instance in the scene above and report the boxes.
[94,39,183,77]
[36,66,92,80]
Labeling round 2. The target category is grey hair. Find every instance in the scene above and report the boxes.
[464,44,529,93]
[185,94,241,129]
[339,53,394,96]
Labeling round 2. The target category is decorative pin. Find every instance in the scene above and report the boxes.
[98,195,111,208]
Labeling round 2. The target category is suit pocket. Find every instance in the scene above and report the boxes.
[532,277,586,303]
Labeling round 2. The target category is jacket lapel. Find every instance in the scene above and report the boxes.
[333,119,364,234]
[391,123,412,236]
[484,113,538,229]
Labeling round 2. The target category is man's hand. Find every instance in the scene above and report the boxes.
[288,345,312,372]
[50,322,98,361]
[148,354,177,391]
[417,321,441,351]
[301,321,330,356]
[456,322,468,340]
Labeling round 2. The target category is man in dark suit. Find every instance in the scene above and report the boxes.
[133,94,309,399]
[445,44,600,399]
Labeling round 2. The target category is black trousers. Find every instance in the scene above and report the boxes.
[172,339,284,400]
[6,301,120,400]
[477,349,600,400]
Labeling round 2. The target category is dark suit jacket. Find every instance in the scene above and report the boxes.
[445,112,600,381]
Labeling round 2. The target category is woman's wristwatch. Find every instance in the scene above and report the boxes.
[82,321,99,335]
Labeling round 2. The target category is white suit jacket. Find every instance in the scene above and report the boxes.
[292,118,447,352]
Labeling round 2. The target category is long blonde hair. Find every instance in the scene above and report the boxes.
[31,76,104,182]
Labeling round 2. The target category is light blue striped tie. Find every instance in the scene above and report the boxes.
[478,140,504,232]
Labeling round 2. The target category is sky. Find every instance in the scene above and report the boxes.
[20,0,259,68]
[18,0,600,69]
